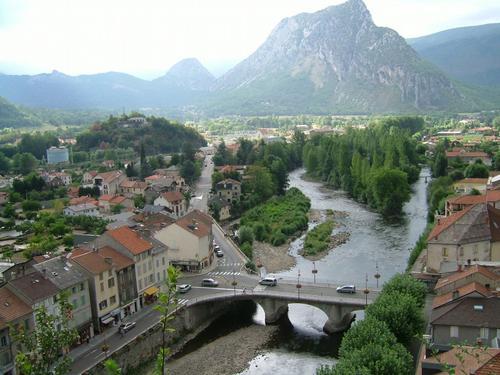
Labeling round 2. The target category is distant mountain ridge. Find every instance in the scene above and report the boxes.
[0,0,497,114]
[408,23,500,87]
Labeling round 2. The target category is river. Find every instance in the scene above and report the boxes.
[171,167,429,375]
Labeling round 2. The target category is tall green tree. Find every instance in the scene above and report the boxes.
[154,266,181,375]
[13,294,78,375]
[369,168,410,218]
[464,160,489,178]
[12,153,37,175]
[433,150,448,177]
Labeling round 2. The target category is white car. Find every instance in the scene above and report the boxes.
[177,284,192,293]
[259,277,278,286]
[336,285,356,294]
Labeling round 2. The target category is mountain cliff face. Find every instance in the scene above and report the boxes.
[211,0,470,114]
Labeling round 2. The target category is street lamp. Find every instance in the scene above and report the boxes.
[296,270,302,300]
[312,261,318,284]
[374,262,381,289]
[363,273,370,306]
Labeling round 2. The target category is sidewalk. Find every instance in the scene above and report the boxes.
[69,302,157,362]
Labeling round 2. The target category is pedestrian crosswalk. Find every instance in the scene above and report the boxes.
[208,271,241,276]
[217,261,244,268]
[177,298,188,306]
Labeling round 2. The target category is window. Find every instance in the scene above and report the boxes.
[459,247,464,256]
[157,272,160,282]
[442,247,448,257]
[80,283,85,291]
[99,300,108,310]
[100,283,104,292]
[156,259,159,268]
[99,273,103,281]
[110,295,116,305]
[0,336,7,347]
[450,326,459,338]
[143,264,146,274]
[108,278,115,288]
[72,286,77,294]
[163,270,166,280]
[108,270,112,277]
[81,295,85,306]
[149,274,154,283]
[139,279,143,290]
[162,257,165,266]
[72,299,78,308]
[137,265,141,275]
[24,319,30,330]
[148,260,152,271]
[480,328,489,339]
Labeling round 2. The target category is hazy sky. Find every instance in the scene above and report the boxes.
[1,0,499,79]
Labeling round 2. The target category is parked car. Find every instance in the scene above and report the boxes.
[119,322,136,333]
[336,285,356,294]
[215,249,224,257]
[201,278,219,287]
[259,277,278,286]
[178,284,192,293]
[214,244,221,251]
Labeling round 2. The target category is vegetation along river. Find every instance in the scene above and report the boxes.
[167,167,429,375]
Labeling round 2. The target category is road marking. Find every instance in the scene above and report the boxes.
[178,299,188,305]
[254,285,266,292]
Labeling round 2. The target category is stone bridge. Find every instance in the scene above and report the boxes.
[183,289,374,334]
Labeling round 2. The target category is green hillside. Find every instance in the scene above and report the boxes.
[0,96,40,128]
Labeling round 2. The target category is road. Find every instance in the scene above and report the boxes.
[190,154,213,213]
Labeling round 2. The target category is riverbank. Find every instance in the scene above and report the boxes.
[253,239,296,273]
[302,231,351,261]
[165,325,279,375]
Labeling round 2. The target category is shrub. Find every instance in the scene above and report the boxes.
[382,273,427,307]
[239,225,254,245]
[270,231,287,246]
[240,242,253,259]
[253,222,267,241]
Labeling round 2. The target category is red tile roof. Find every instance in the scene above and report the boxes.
[454,178,488,184]
[446,150,489,158]
[0,286,32,324]
[174,210,212,238]
[161,191,184,203]
[432,282,491,309]
[107,226,152,255]
[435,265,499,290]
[95,170,123,183]
[71,251,113,274]
[98,246,134,270]
[476,352,500,375]
[428,205,474,241]
[70,195,97,206]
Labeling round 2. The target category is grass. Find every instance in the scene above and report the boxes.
[303,220,335,256]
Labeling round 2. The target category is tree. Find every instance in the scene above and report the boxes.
[369,168,410,218]
[209,200,221,221]
[180,160,196,185]
[464,160,489,178]
[13,293,78,375]
[244,165,276,204]
[366,291,424,345]
[211,171,224,190]
[22,200,42,212]
[104,359,122,375]
[236,138,254,165]
[154,266,181,375]
[134,194,146,209]
[12,153,37,175]
[125,163,137,177]
[269,158,289,195]
[0,151,11,174]
[111,204,124,214]
[493,116,500,130]
[433,150,448,177]
[238,225,254,245]
[381,273,427,307]
[139,142,152,179]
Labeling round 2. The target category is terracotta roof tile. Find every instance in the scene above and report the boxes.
[174,210,212,238]
[476,352,500,375]
[424,347,500,375]
[106,226,152,255]
[95,170,123,183]
[70,251,113,274]
[98,246,134,270]
[432,282,491,309]
[0,286,32,323]
[435,265,499,290]
[8,271,59,303]
[454,178,489,184]
[428,205,474,241]
[446,151,489,158]
[161,191,184,203]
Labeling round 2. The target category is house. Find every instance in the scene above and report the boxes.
[214,179,241,203]
[434,265,499,295]
[420,346,500,375]
[446,149,492,166]
[82,170,98,186]
[426,204,500,273]
[99,227,162,311]
[41,171,72,187]
[432,282,492,309]
[70,248,121,332]
[64,203,100,217]
[69,195,98,207]
[0,192,8,205]
[92,170,126,195]
[7,271,60,325]
[0,286,33,375]
[154,210,214,272]
[33,256,94,340]
[453,178,488,194]
[67,186,80,199]
[430,297,500,349]
[154,191,186,218]
[119,179,147,198]
[98,195,133,214]
[102,160,115,169]
[157,165,181,178]
[445,190,500,216]
[209,197,231,221]
[94,246,137,319]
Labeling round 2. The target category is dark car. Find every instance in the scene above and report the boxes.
[119,322,136,333]
[201,278,219,287]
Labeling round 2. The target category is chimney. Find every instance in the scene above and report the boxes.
[104,257,113,265]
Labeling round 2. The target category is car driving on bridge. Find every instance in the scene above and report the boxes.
[259,277,278,286]
[201,278,219,287]
[336,285,356,294]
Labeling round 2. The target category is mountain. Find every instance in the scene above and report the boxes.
[0,60,214,109]
[0,95,40,128]
[408,23,500,87]
[210,0,475,114]
[154,58,215,91]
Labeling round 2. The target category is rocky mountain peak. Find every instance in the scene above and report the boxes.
[157,58,214,91]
